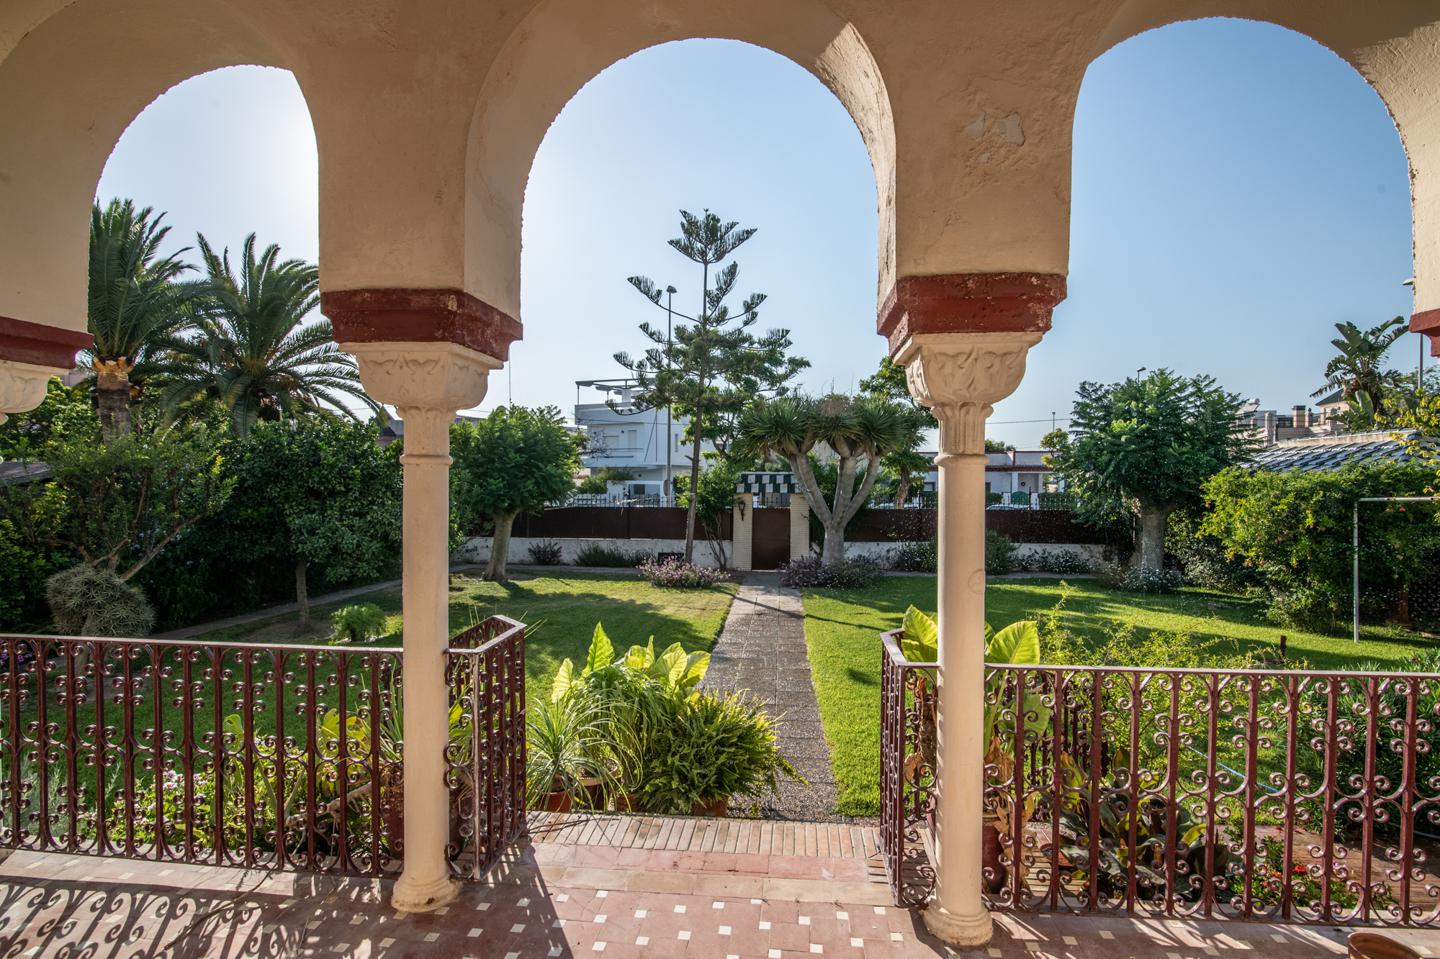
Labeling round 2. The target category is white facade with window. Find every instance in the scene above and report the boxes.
[573,379,713,499]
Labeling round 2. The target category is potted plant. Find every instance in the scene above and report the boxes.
[526,691,615,813]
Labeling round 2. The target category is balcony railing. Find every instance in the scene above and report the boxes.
[880,630,1440,927]
[0,616,526,880]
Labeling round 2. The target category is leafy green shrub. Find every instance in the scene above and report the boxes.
[639,688,799,814]
[1200,463,1440,630]
[637,557,728,589]
[779,554,883,588]
[45,565,155,637]
[527,540,565,565]
[1114,566,1185,594]
[1014,548,1093,575]
[890,540,936,572]
[985,530,1016,574]
[331,603,389,644]
[0,516,64,628]
[573,544,650,568]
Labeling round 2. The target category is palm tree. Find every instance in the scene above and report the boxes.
[155,234,379,437]
[737,394,920,565]
[86,199,195,443]
[1312,317,1409,427]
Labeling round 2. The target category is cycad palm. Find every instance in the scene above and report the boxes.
[157,234,377,437]
[87,199,195,443]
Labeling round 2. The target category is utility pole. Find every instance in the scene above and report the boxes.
[665,285,676,502]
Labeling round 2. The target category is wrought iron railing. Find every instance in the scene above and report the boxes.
[880,635,1440,927]
[0,615,527,880]
[446,615,527,879]
[880,630,937,907]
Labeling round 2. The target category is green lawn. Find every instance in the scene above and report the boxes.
[803,575,1435,817]
[197,570,739,700]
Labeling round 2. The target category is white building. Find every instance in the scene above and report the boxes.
[573,379,713,499]
[916,449,1057,504]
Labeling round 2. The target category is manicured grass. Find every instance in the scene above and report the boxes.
[195,570,738,701]
[803,575,1435,817]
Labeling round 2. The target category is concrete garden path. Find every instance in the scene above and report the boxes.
[702,572,844,821]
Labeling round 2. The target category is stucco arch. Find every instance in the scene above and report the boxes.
[0,0,293,336]
[1087,2,1440,324]
[462,0,897,322]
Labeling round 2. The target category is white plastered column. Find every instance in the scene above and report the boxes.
[342,340,501,912]
[789,495,811,561]
[731,495,754,572]
[0,359,64,425]
[893,331,1041,948]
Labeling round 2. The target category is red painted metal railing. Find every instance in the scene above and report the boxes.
[0,616,526,880]
[880,630,937,907]
[446,615,527,879]
[881,632,1440,927]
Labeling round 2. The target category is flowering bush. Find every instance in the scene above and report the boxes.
[779,554,883,589]
[638,557,728,589]
[1114,566,1185,594]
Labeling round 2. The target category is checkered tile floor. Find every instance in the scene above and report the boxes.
[1,813,1435,958]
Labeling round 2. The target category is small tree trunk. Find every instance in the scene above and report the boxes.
[295,558,311,629]
[1136,504,1171,572]
[94,361,133,445]
[683,431,703,563]
[821,522,847,565]
[487,511,517,581]
[894,472,912,508]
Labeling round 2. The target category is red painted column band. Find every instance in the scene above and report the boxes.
[0,316,92,368]
[878,272,1066,357]
[322,288,523,362]
[1410,308,1440,358]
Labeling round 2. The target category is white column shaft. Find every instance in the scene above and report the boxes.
[394,407,456,910]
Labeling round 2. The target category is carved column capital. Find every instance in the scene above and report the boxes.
[893,332,1042,456]
[0,359,65,426]
[341,341,500,457]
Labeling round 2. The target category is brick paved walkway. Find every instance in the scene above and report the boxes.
[2,811,1411,958]
[703,573,841,821]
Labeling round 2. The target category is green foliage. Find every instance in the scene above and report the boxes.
[526,692,616,805]
[153,234,376,436]
[1,424,229,584]
[637,557,728,589]
[618,210,809,558]
[1199,462,1440,629]
[637,688,798,813]
[452,406,582,532]
[1052,369,1253,569]
[526,540,565,565]
[575,467,635,495]
[573,544,650,567]
[331,603,389,644]
[986,530,1016,573]
[1312,317,1409,430]
[1113,566,1186,594]
[779,554,884,588]
[737,394,921,563]
[889,539,936,572]
[227,419,399,591]
[0,379,97,461]
[0,517,59,627]
[45,564,155,637]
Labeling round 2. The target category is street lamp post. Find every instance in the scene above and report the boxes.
[665,285,676,503]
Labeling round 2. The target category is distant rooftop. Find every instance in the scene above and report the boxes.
[1250,430,1436,472]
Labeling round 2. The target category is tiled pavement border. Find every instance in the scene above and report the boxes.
[0,846,1396,959]
[703,572,843,821]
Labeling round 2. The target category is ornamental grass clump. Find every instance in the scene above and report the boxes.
[330,602,389,644]
[637,556,728,589]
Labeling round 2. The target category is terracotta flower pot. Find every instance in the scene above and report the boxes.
[536,791,573,813]
[690,798,728,817]
[982,823,1008,894]
[1350,934,1422,959]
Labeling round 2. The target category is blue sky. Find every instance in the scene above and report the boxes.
[96,19,1416,449]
